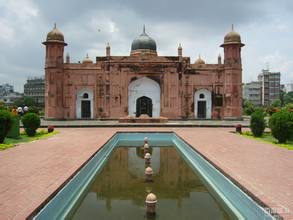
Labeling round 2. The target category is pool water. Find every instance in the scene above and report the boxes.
[70,146,233,220]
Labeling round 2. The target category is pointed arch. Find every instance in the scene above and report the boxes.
[128,77,160,117]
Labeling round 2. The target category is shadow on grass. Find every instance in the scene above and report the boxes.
[0,130,58,150]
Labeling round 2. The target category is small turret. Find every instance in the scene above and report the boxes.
[218,54,222,64]
[66,53,70,64]
[178,43,182,62]
[106,42,111,57]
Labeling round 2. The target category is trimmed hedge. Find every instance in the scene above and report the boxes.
[7,115,20,138]
[21,113,40,137]
[0,110,13,143]
[250,109,266,137]
[269,109,293,143]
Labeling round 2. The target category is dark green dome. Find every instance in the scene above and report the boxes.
[131,26,157,52]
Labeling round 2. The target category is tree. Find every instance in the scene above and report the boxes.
[243,99,255,115]
[284,91,293,104]
[280,89,286,107]
[14,96,36,107]
[271,99,281,108]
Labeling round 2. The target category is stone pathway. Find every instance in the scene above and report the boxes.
[0,127,292,219]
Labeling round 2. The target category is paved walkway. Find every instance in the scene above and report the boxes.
[40,118,250,127]
[0,128,292,219]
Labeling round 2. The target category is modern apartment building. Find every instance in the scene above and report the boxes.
[258,69,281,106]
[243,81,262,106]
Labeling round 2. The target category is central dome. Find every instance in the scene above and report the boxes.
[131,26,157,56]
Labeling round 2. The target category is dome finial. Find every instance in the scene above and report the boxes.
[143,24,146,34]
[86,53,89,58]
[232,24,234,31]
[54,23,57,29]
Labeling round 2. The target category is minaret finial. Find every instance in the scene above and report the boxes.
[232,24,234,31]
[143,24,146,34]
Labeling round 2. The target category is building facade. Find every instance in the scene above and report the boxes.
[43,25,244,120]
[285,82,293,92]
[24,77,45,107]
[243,81,262,106]
[258,69,281,106]
[0,83,14,97]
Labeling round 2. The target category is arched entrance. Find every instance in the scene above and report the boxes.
[194,89,212,119]
[128,77,160,117]
[136,96,152,117]
[76,88,94,119]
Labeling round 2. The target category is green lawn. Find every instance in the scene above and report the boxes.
[0,130,58,150]
[241,131,293,150]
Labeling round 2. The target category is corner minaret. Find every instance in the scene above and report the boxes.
[42,24,67,119]
[220,25,244,66]
[221,25,245,119]
[42,23,67,68]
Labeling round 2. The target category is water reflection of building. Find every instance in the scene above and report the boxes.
[90,147,207,209]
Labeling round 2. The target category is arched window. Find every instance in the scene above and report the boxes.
[83,93,89,99]
[199,93,205,99]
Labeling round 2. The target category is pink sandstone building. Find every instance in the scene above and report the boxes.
[43,25,244,120]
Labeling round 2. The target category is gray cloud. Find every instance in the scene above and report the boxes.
[0,0,292,92]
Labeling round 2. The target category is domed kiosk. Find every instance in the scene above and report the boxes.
[131,26,157,56]
[221,25,244,47]
[44,23,67,45]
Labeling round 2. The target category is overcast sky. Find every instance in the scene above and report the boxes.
[0,0,292,92]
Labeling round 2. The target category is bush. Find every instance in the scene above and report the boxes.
[250,109,266,137]
[269,109,293,143]
[7,115,20,138]
[22,113,40,136]
[0,110,13,143]
[243,100,255,115]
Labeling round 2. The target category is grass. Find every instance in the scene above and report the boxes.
[240,131,293,150]
[0,129,58,150]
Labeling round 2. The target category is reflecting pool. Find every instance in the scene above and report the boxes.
[70,147,232,220]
